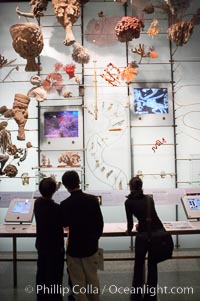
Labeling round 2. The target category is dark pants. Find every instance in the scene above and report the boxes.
[36,250,64,301]
[131,233,157,301]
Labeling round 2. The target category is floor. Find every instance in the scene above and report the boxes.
[0,250,200,301]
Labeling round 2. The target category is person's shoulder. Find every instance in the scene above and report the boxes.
[83,192,99,202]
[60,196,71,207]
[144,194,154,201]
[34,197,42,208]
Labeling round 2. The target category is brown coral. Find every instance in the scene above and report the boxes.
[52,0,81,46]
[167,20,194,46]
[115,16,144,43]
[12,94,30,140]
[4,164,18,177]
[10,23,44,71]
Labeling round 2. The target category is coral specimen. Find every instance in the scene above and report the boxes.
[147,47,159,58]
[121,62,139,84]
[0,106,14,118]
[85,15,120,46]
[164,0,191,16]
[30,74,42,86]
[42,72,63,94]
[52,0,81,46]
[12,94,30,140]
[147,19,161,37]
[27,87,47,101]
[167,20,194,46]
[0,55,7,68]
[115,16,144,43]
[63,64,76,78]
[10,23,43,71]
[100,62,121,87]
[58,151,81,167]
[4,164,18,177]
[143,3,155,14]
[16,0,48,18]
[72,42,90,64]
[131,44,148,63]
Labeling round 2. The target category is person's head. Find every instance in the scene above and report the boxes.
[62,170,80,192]
[129,176,143,193]
[39,177,57,198]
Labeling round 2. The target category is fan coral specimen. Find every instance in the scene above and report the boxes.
[121,62,139,84]
[147,19,161,37]
[115,16,144,43]
[85,16,120,47]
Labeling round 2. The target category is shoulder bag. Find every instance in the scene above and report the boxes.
[146,197,174,263]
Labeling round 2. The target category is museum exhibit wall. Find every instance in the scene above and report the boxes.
[0,0,200,251]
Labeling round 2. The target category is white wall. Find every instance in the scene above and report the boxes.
[0,1,200,251]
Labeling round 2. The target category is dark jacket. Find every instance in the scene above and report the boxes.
[60,190,104,257]
[34,197,64,253]
[125,192,164,234]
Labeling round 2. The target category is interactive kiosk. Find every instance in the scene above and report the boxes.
[181,195,200,220]
[4,198,35,223]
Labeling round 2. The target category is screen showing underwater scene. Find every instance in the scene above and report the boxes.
[133,87,169,114]
[44,111,78,138]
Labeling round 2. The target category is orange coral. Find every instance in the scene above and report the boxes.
[121,63,139,83]
[148,50,159,58]
[147,19,160,37]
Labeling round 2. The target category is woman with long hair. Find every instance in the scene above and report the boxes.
[125,177,164,301]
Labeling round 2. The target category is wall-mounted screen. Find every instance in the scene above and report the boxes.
[181,195,200,219]
[40,106,83,150]
[44,111,78,138]
[134,87,168,115]
[130,83,173,126]
[5,199,35,223]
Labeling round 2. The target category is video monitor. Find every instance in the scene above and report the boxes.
[181,195,200,219]
[130,83,173,126]
[40,106,83,150]
[5,199,35,223]
[133,87,168,115]
[44,110,78,138]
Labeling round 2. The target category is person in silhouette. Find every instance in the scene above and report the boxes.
[61,170,104,301]
[34,177,64,301]
[125,176,164,301]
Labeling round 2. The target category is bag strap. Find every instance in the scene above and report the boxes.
[146,196,152,240]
